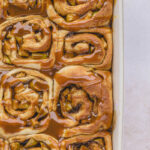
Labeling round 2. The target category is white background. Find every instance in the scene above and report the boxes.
[124,0,150,149]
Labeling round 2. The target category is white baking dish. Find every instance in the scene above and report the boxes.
[112,0,124,150]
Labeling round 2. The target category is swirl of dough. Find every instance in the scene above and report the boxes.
[0,68,53,137]
[47,0,113,30]
[9,134,59,150]
[53,66,113,137]
[57,27,112,69]
[60,132,112,150]
[0,15,57,70]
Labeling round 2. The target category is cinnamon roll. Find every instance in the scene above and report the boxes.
[47,0,113,30]
[53,66,112,137]
[0,0,47,21]
[57,27,112,69]
[8,134,59,150]
[60,132,112,150]
[0,15,57,70]
[0,138,8,150]
[0,68,53,137]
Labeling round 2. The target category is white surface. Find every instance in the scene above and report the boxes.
[124,0,150,150]
[112,0,124,150]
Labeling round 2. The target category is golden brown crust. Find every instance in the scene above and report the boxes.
[57,27,112,70]
[47,0,113,30]
[53,66,113,137]
[0,68,53,138]
[0,15,57,70]
[8,134,59,150]
[60,132,112,150]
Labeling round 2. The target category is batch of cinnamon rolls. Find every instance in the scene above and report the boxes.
[0,0,113,149]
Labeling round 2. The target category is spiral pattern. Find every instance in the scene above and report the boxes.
[0,68,53,137]
[0,15,57,70]
[47,0,113,30]
[9,134,59,150]
[60,132,112,150]
[0,0,113,146]
[0,0,47,20]
[57,27,112,69]
[53,66,112,137]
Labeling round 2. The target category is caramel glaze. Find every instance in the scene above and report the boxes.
[0,70,51,137]
[44,111,66,140]
[0,1,113,140]
[49,66,112,138]
[0,48,112,141]
[0,2,47,23]
[0,86,24,134]
[0,66,112,140]
[0,117,50,134]
[12,22,32,36]
[7,4,47,18]
[0,111,64,140]
[0,119,24,134]
[40,63,64,78]
[43,69,103,139]
[0,111,64,139]
[1,15,57,70]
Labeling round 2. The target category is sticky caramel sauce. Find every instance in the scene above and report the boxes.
[0,70,26,133]
[54,69,102,89]
[12,22,32,36]
[44,112,65,140]
[0,1,113,141]
[0,67,104,139]
[0,70,51,136]
[31,80,49,91]
[0,119,24,134]
[40,63,64,78]
[7,4,47,18]
[0,3,47,23]
[0,116,50,135]
[0,19,5,24]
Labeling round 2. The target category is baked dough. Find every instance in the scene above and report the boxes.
[47,0,113,30]
[0,68,53,138]
[60,132,112,150]
[53,66,113,137]
[57,27,112,69]
[8,134,59,150]
[0,15,57,70]
[0,0,114,148]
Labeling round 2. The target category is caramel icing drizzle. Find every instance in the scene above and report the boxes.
[0,0,47,21]
[0,0,113,148]
[0,68,53,137]
[53,66,112,138]
[0,15,57,70]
